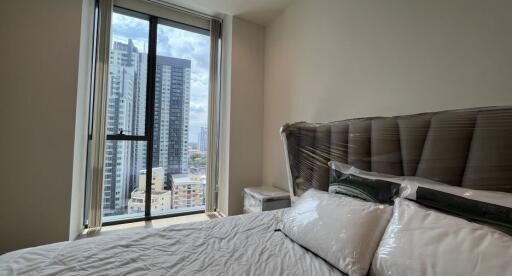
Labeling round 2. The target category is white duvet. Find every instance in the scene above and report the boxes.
[0,210,344,276]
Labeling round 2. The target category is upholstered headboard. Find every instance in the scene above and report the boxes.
[281,106,512,200]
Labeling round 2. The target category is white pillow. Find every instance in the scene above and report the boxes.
[399,176,512,208]
[281,189,393,276]
[328,161,404,184]
[370,199,512,276]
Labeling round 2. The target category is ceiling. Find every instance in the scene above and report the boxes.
[160,0,295,26]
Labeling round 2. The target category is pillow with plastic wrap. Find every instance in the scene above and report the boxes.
[370,199,512,276]
[281,189,393,276]
[399,176,512,208]
[399,177,512,234]
[328,161,401,205]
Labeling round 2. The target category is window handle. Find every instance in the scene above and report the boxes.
[118,128,130,135]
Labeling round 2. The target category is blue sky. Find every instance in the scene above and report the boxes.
[111,12,210,144]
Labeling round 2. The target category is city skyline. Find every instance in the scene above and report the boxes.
[103,12,209,218]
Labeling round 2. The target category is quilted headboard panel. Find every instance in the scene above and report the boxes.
[281,106,512,199]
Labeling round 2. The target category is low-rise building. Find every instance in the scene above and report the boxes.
[128,167,171,214]
[172,174,206,209]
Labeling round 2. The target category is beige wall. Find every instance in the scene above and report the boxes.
[0,0,86,254]
[218,16,265,215]
[263,0,512,191]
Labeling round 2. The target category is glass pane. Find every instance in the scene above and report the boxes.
[106,12,148,136]
[102,141,147,221]
[151,22,210,215]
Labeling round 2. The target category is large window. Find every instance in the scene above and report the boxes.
[86,2,219,225]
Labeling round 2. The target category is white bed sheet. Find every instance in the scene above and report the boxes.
[0,210,344,276]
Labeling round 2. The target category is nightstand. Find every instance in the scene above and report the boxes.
[243,186,291,213]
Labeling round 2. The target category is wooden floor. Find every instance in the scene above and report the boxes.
[82,213,220,238]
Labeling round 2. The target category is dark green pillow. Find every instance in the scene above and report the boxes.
[328,168,401,205]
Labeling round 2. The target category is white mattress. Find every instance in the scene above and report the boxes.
[0,210,344,275]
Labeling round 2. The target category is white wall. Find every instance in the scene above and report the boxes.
[218,16,265,215]
[0,0,86,254]
[263,0,512,191]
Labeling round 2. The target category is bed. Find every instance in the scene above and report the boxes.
[1,106,512,275]
[0,210,343,275]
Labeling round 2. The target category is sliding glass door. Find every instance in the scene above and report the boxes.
[101,7,211,223]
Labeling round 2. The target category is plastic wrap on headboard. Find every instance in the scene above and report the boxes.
[281,106,512,200]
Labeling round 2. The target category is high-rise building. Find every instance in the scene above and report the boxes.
[130,52,147,195]
[153,56,191,181]
[198,126,208,153]
[104,40,139,216]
